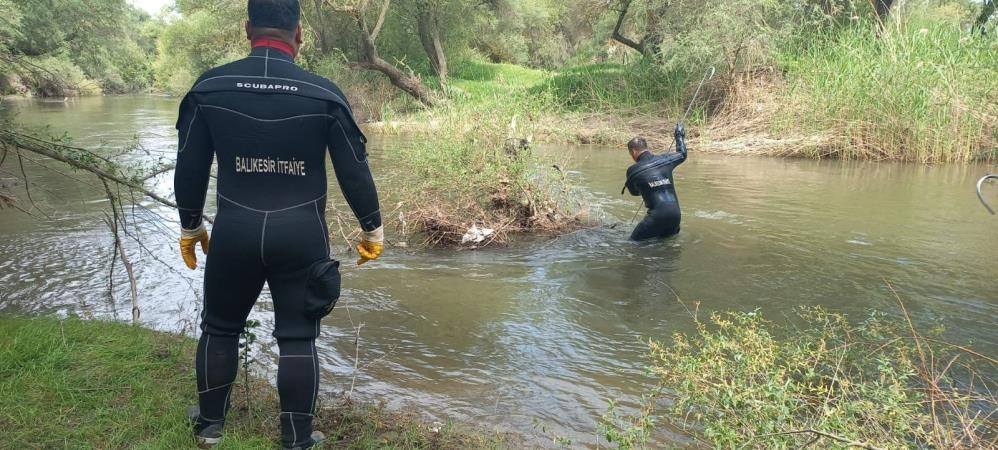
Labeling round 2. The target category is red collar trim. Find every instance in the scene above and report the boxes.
[251,38,296,59]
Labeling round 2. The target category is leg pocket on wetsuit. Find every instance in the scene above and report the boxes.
[305,259,341,320]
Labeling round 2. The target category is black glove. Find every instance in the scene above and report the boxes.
[674,122,687,154]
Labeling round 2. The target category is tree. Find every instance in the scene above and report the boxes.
[416,0,448,91]
[610,0,668,61]
[327,0,438,106]
[873,0,894,20]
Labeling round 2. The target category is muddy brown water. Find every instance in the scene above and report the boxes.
[1,96,996,447]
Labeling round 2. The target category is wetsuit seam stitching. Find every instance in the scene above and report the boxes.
[261,212,269,267]
[218,193,327,214]
[314,200,329,256]
[192,75,351,110]
[178,105,200,153]
[245,55,295,65]
[357,209,381,221]
[198,381,233,394]
[310,340,317,413]
[199,105,336,123]
[334,119,366,164]
[202,335,210,390]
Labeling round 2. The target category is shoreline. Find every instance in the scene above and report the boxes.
[0,316,512,449]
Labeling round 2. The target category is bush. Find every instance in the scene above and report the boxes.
[20,56,102,97]
[377,78,586,246]
[612,306,997,449]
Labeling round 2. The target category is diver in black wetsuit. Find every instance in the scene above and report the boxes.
[624,124,688,240]
[173,1,382,448]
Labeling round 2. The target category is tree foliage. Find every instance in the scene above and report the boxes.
[0,0,159,96]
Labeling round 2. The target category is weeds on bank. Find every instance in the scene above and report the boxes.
[600,301,997,449]
[373,62,594,247]
[774,21,998,162]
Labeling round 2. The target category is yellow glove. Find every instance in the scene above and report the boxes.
[179,224,210,270]
[356,226,384,265]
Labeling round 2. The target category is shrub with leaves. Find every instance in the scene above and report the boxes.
[645,306,996,449]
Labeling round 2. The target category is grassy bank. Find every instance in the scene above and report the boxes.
[366,12,995,165]
[770,19,997,162]
[0,316,507,449]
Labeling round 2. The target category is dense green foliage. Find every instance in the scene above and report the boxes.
[599,307,997,449]
[0,0,160,96]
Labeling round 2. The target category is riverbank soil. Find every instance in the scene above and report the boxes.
[0,317,509,449]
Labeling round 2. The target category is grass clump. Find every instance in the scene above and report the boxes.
[374,61,592,247]
[774,20,998,162]
[0,316,509,449]
[603,304,997,449]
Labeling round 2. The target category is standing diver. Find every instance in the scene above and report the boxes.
[174,1,383,448]
[624,124,688,240]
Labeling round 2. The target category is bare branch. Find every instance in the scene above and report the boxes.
[611,0,644,54]
[370,0,391,42]
[1,128,213,223]
[15,150,52,219]
[103,179,140,323]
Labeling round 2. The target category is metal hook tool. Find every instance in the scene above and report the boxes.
[977,174,997,215]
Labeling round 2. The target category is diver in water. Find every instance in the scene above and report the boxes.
[623,124,688,240]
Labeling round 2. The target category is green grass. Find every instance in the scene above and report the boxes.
[532,62,688,113]
[0,316,508,449]
[776,20,998,162]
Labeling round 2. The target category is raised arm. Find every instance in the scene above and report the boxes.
[673,122,688,166]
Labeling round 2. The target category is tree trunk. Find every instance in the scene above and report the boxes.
[874,0,895,18]
[611,0,664,61]
[343,0,438,107]
[611,0,645,55]
[417,4,448,92]
[874,0,895,26]
[311,0,331,54]
[974,0,996,36]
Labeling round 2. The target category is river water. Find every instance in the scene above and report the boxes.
[1,96,996,447]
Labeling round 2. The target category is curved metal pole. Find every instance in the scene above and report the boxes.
[977,174,997,215]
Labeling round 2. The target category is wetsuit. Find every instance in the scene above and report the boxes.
[625,141,686,241]
[174,41,381,448]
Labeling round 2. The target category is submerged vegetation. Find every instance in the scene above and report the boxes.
[0,316,509,449]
